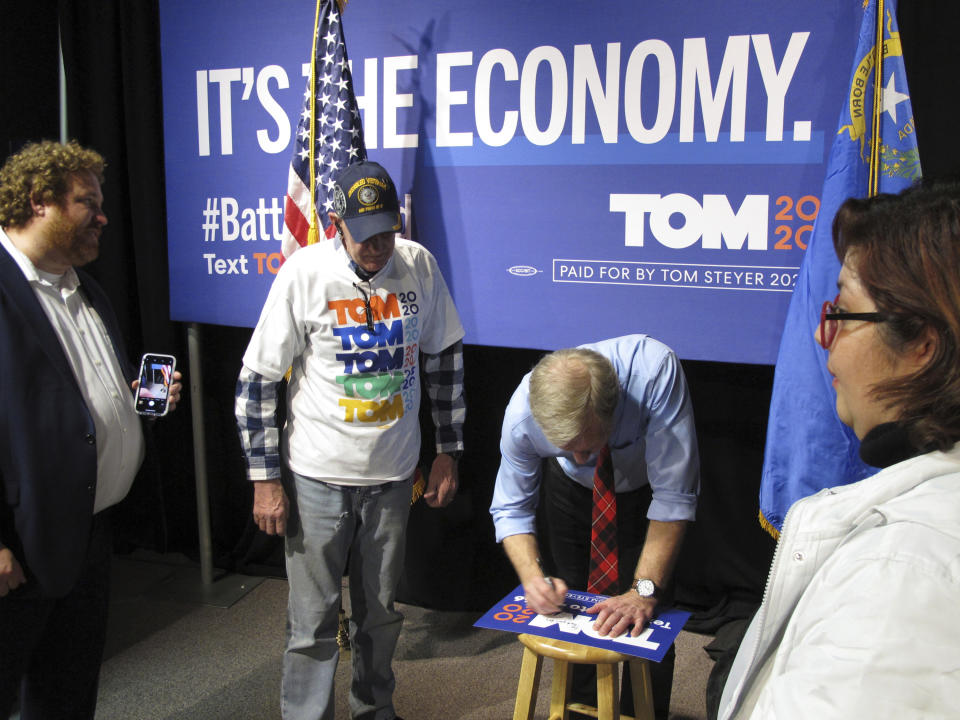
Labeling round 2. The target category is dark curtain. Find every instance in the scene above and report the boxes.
[1,0,60,156]
[2,0,958,614]
[53,1,193,556]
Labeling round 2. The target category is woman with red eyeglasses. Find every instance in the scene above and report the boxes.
[720,181,960,720]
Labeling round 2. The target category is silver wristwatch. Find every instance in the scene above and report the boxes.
[634,578,659,599]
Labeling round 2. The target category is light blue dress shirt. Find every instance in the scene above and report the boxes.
[490,334,700,542]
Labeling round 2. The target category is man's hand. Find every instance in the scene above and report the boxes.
[501,534,568,614]
[0,547,26,597]
[253,479,289,535]
[166,371,183,412]
[586,591,658,637]
[423,453,458,508]
[523,574,569,615]
[130,370,184,412]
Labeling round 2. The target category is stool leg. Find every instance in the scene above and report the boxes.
[596,662,620,720]
[548,658,571,720]
[513,647,544,720]
[627,660,655,720]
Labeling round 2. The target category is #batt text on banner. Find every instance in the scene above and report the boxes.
[159,1,859,363]
[759,0,921,535]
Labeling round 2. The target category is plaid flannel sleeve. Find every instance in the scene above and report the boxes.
[235,365,282,482]
[421,339,466,456]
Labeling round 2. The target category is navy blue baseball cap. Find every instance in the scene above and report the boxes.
[331,161,402,243]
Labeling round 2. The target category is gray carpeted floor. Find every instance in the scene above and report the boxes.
[91,556,714,719]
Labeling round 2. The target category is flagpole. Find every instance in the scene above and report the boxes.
[306,0,323,245]
[869,0,885,197]
[139,324,264,608]
[305,0,349,244]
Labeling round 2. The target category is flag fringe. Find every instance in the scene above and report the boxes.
[411,467,425,505]
[758,510,781,541]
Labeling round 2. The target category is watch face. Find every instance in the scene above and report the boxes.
[635,579,656,597]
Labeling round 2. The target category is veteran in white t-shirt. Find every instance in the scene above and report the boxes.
[236,160,465,720]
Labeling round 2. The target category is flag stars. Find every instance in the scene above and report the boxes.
[286,1,366,251]
[882,73,910,124]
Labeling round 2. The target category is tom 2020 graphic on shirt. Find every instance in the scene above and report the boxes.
[330,289,422,427]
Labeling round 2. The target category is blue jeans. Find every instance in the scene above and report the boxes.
[282,471,412,720]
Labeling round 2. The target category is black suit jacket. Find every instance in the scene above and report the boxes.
[0,243,135,597]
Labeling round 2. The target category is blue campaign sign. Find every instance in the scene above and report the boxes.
[159,0,860,363]
[473,585,690,663]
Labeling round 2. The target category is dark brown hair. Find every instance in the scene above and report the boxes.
[0,140,105,229]
[833,180,960,450]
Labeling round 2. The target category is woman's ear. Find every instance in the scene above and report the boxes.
[907,326,938,371]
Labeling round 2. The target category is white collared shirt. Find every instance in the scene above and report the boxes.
[0,229,144,512]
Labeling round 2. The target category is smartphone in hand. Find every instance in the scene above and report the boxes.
[135,353,176,416]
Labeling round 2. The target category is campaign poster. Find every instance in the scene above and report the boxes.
[159,0,863,364]
[474,585,690,663]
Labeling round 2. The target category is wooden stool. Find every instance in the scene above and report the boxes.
[512,633,655,720]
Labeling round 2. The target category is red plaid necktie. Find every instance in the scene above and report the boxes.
[587,444,618,596]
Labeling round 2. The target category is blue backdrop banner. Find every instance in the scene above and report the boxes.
[159,0,862,364]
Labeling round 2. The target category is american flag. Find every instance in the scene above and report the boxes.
[281,0,366,258]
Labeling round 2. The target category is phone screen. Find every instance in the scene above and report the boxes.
[135,354,176,416]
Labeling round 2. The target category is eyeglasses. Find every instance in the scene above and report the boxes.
[353,282,376,332]
[818,295,888,349]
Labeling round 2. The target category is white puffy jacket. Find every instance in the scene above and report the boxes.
[720,445,960,720]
